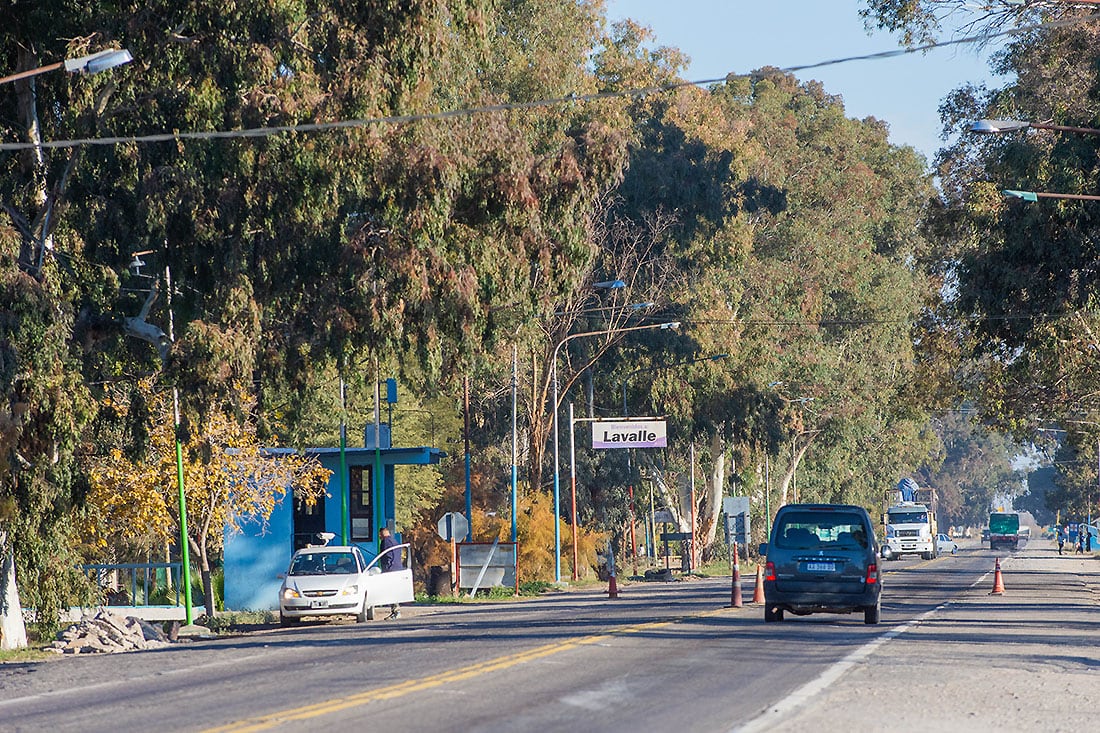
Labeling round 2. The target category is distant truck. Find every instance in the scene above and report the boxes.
[988,512,1021,552]
[882,485,939,560]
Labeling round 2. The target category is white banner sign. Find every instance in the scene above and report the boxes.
[592,419,667,449]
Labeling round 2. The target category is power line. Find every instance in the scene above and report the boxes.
[2,12,1097,152]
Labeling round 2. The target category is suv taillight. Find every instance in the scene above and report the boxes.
[765,561,776,582]
[865,563,879,584]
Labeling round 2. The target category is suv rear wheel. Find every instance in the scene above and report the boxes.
[864,601,880,624]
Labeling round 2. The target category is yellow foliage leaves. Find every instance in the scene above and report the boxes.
[82,380,330,564]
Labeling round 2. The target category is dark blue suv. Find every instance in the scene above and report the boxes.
[759,504,881,624]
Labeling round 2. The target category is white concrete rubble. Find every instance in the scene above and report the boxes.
[46,607,171,654]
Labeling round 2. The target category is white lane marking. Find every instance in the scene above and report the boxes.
[733,602,948,733]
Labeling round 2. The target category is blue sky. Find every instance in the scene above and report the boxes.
[604,0,1009,165]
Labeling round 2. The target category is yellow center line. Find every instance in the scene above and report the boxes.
[204,608,731,732]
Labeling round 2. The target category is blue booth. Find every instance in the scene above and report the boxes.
[223,426,444,611]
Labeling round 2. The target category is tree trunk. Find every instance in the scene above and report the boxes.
[0,531,28,650]
[201,569,215,620]
[698,432,727,552]
[778,432,820,507]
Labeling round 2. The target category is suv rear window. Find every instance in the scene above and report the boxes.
[774,511,869,550]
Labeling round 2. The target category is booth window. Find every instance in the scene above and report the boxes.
[349,466,374,541]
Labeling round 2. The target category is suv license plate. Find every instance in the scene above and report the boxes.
[805,562,835,572]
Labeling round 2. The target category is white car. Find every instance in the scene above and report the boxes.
[278,544,413,625]
[936,533,958,555]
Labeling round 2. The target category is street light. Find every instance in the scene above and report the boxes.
[1003,189,1100,203]
[551,320,680,583]
[969,118,1100,136]
[0,49,133,86]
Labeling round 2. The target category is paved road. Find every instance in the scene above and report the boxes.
[748,539,1100,733]
[1,539,1095,732]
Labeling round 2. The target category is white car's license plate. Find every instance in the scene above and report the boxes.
[805,562,835,572]
[310,599,329,608]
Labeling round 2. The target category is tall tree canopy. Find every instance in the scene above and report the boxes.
[0,0,632,626]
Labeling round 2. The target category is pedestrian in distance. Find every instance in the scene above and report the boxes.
[1057,526,1066,556]
[1076,530,1084,555]
[379,527,403,620]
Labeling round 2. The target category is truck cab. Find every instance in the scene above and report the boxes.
[988,512,1020,552]
[882,501,938,560]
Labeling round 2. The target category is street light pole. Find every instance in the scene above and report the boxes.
[165,266,193,627]
[551,320,680,583]
[0,49,133,86]
[970,118,1100,137]
[3,48,134,276]
[1004,189,1100,203]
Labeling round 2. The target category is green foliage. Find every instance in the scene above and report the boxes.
[916,411,1020,528]
[1,0,1030,610]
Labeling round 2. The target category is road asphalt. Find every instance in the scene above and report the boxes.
[738,539,1100,732]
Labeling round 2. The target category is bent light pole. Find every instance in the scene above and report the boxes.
[551,321,680,583]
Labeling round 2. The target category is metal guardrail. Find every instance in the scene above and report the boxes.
[81,562,188,607]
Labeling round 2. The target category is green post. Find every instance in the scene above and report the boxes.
[373,363,383,542]
[340,377,348,545]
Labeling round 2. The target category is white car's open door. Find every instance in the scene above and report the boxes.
[363,543,414,609]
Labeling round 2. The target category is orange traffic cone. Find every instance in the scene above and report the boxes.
[729,544,743,608]
[990,557,1005,595]
[607,571,619,599]
[752,564,765,604]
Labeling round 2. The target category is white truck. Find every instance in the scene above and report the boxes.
[881,489,938,561]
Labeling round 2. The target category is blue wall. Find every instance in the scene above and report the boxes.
[223,493,293,611]
[223,444,443,611]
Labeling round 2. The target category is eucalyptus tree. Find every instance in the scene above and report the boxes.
[0,0,634,623]
[860,0,1091,45]
[930,14,1100,434]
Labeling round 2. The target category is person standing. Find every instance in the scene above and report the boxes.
[1076,528,1085,555]
[379,527,403,620]
[1057,526,1066,556]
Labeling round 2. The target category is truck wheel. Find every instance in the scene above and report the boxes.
[864,601,880,625]
[764,605,784,622]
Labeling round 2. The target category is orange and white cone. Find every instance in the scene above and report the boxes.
[608,571,620,599]
[990,557,1006,595]
[752,564,765,604]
